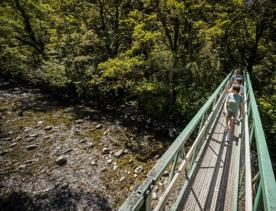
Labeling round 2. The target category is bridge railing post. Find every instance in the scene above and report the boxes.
[246,72,276,211]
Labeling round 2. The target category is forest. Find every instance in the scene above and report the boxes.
[0,0,276,153]
[0,0,275,210]
[1,0,275,150]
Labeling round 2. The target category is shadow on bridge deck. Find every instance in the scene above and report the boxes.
[177,109,241,211]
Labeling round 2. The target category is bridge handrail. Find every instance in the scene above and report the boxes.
[119,72,232,211]
[246,72,276,211]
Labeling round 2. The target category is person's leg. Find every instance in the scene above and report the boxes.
[225,115,231,141]
[226,113,235,141]
[226,116,231,131]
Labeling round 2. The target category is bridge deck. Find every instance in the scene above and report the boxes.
[177,109,241,211]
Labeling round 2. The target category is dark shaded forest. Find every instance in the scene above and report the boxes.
[0,1,275,159]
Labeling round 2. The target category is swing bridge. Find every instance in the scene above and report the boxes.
[119,71,276,211]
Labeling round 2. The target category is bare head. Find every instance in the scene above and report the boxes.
[236,78,243,85]
[235,68,241,75]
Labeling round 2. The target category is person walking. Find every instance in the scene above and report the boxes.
[224,85,243,141]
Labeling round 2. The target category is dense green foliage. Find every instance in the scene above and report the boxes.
[0,0,275,139]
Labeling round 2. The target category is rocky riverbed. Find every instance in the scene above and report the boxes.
[0,81,170,210]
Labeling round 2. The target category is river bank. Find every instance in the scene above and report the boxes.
[0,80,171,210]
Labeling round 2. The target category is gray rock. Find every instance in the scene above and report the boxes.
[101,167,107,172]
[0,150,9,155]
[15,136,22,141]
[2,137,12,141]
[107,159,113,164]
[154,154,160,160]
[123,149,129,154]
[26,145,37,150]
[75,119,84,124]
[95,124,102,129]
[63,149,73,154]
[113,165,118,171]
[56,156,67,166]
[91,161,97,166]
[79,139,87,143]
[102,147,110,154]
[44,126,53,130]
[27,137,36,142]
[128,159,133,164]
[119,176,125,182]
[103,129,110,135]
[163,170,169,177]
[114,149,124,158]
[43,136,51,140]
[134,166,144,174]
[24,159,37,165]
[152,191,158,200]
[24,127,32,133]
[86,143,95,148]
[18,164,27,169]
[9,143,17,147]
[30,133,39,138]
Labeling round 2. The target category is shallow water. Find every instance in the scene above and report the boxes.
[0,82,169,210]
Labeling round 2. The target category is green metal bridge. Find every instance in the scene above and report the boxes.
[119,71,276,211]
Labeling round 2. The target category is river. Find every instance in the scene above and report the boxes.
[0,81,169,210]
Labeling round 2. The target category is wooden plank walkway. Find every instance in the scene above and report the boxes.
[177,110,241,211]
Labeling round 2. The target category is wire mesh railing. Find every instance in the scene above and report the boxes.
[119,73,232,211]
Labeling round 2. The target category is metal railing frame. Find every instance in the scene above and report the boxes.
[119,73,232,211]
[245,72,276,211]
[119,71,276,211]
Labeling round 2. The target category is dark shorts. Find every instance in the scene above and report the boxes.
[224,111,237,118]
